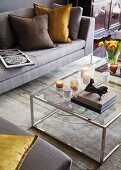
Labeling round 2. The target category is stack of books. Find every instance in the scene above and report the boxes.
[71,90,117,114]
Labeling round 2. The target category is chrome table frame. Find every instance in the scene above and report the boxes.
[30,55,121,164]
[30,92,121,165]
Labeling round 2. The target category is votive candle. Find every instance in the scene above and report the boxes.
[56,80,64,88]
[70,80,78,91]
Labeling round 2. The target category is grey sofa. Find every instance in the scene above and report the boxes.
[0,116,72,170]
[0,8,95,94]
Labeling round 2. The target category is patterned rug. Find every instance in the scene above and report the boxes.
[0,55,121,170]
[0,55,94,129]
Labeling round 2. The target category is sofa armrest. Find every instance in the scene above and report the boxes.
[78,16,95,56]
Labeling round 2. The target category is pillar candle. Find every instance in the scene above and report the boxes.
[81,66,89,78]
[83,72,90,84]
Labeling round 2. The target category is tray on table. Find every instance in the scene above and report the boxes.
[96,60,121,78]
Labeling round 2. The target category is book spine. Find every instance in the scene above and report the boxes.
[76,96,116,109]
[101,97,116,109]
[77,95,102,109]
[71,98,116,114]
[71,98,102,114]
[100,100,116,113]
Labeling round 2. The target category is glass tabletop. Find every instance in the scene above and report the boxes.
[33,63,121,127]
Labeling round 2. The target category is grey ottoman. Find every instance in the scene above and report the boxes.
[0,117,72,170]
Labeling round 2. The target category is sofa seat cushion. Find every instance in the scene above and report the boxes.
[0,117,71,170]
[0,39,85,82]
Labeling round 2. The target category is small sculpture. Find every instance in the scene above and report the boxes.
[84,78,108,100]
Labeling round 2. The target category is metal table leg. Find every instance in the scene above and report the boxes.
[100,127,106,164]
[30,95,34,126]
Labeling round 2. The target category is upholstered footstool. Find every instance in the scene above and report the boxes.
[0,117,72,170]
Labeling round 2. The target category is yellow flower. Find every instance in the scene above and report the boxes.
[98,41,104,47]
[105,40,109,45]
[97,40,121,54]
[109,40,117,44]
[108,43,117,50]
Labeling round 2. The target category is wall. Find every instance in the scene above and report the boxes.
[0,0,66,12]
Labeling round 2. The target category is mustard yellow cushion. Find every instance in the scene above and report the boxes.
[34,4,72,43]
[0,135,38,170]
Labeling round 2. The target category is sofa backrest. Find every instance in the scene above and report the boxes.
[0,8,35,49]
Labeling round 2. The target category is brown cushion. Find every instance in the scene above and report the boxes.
[52,3,83,40]
[0,8,34,50]
[8,14,54,50]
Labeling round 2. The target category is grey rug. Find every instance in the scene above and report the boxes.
[0,55,121,170]
[0,55,93,129]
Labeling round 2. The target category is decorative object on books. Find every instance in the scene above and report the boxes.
[84,79,108,100]
[98,40,121,74]
[71,90,117,114]
[0,49,33,68]
[71,83,117,114]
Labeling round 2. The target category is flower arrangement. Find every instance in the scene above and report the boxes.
[98,40,121,64]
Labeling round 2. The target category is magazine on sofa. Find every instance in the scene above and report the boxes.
[0,49,34,68]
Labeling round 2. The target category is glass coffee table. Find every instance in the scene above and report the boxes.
[30,60,121,165]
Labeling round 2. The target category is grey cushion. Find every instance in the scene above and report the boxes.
[0,39,85,82]
[0,117,72,170]
[52,3,83,40]
[8,14,54,50]
[0,8,35,49]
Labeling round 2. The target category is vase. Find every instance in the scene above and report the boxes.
[110,64,118,74]
[107,51,120,66]
[107,51,120,74]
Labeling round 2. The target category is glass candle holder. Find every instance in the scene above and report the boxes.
[63,87,71,98]
[70,80,78,91]
[110,64,118,74]
[56,80,64,89]
[81,66,89,78]
[83,72,90,85]
[103,71,110,83]
[70,80,78,96]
